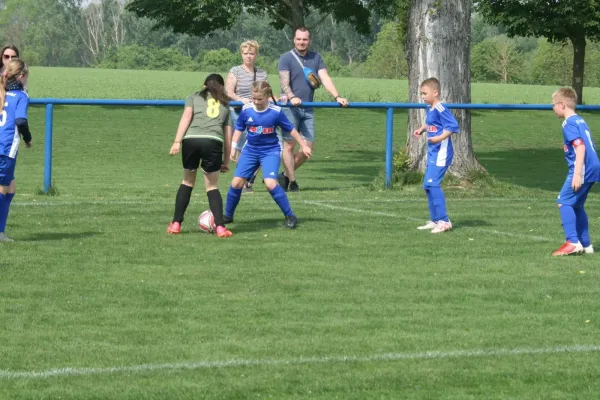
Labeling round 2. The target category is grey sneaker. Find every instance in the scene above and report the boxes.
[284,215,298,229]
[0,233,15,242]
[289,180,299,192]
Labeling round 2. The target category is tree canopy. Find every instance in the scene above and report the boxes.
[476,0,600,103]
[126,0,394,36]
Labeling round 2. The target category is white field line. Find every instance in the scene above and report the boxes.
[8,198,580,207]
[305,201,551,242]
[1,344,598,380]
[11,197,600,207]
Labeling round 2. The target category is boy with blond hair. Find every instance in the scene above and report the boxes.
[413,77,459,234]
[551,87,600,256]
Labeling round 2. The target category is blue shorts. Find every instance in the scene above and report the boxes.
[230,107,247,151]
[234,146,281,180]
[423,165,449,188]
[0,155,16,186]
[282,107,315,143]
[557,178,594,207]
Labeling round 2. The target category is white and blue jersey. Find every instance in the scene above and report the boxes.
[0,89,29,159]
[426,103,459,167]
[562,115,600,183]
[234,104,295,180]
[235,104,295,151]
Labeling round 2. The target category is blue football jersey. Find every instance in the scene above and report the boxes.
[235,104,295,150]
[0,89,29,158]
[425,103,459,167]
[562,115,600,183]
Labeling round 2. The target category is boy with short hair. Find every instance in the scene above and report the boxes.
[551,87,600,256]
[413,77,459,234]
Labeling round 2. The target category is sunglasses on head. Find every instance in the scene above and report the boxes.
[2,54,17,60]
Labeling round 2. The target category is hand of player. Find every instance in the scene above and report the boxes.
[413,128,423,137]
[25,141,32,148]
[220,163,229,173]
[170,142,181,155]
[336,97,349,107]
[290,97,302,106]
[301,145,312,159]
[571,174,582,192]
[230,148,239,163]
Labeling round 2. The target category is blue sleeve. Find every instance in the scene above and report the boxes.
[316,53,326,71]
[277,110,295,132]
[439,107,459,133]
[235,110,247,131]
[563,122,582,143]
[15,93,29,119]
[278,53,291,72]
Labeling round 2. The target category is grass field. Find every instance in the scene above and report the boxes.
[28,66,600,103]
[2,69,600,398]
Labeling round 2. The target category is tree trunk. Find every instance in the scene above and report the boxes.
[570,35,586,105]
[406,0,483,178]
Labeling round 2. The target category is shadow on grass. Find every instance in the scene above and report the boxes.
[21,231,102,241]
[455,219,492,228]
[478,147,567,192]
[226,216,329,233]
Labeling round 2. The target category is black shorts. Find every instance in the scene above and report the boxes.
[181,138,223,173]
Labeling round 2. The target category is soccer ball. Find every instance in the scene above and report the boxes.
[198,210,216,233]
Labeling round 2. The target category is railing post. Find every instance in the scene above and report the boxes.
[385,107,394,189]
[44,103,53,193]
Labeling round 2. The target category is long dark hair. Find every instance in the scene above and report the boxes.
[1,44,20,69]
[198,74,229,105]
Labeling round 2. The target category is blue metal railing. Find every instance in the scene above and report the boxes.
[30,99,600,193]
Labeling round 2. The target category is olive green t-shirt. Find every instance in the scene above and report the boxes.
[183,93,230,142]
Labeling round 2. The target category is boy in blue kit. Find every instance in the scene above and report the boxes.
[224,81,311,229]
[0,60,32,242]
[551,87,600,256]
[413,78,459,234]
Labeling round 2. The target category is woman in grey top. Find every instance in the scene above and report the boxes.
[225,40,268,192]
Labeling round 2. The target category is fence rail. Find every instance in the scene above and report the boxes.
[29,99,600,193]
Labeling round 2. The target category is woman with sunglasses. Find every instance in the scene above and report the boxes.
[1,45,27,92]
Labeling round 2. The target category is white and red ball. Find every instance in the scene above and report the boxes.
[198,210,216,233]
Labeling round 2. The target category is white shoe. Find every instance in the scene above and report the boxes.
[417,221,437,230]
[0,233,14,242]
[431,221,453,234]
[584,245,594,254]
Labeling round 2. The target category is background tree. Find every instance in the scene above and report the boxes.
[406,0,481,177]
[126,0,393,35]
[472,36,525,83]
[477,0,600,104]
[364,22,407,79]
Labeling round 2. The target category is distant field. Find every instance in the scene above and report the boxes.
[28,66,600,103]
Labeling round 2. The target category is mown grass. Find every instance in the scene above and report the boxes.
[29,66,600,103]
[1,70,599,399]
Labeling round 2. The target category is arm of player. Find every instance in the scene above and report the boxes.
[288,128,312,158]
[221,124,232,172]
[413,123,427,136]
[16,118,32,147]
[170,106,193,155]
[428,130,453,144]
[572,140,586,191]
[230,129,243,162]
[317,69,348,107]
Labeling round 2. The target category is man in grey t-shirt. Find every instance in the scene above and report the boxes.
[278,27,348,192]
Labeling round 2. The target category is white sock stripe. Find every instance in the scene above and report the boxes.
[1,344,598,380]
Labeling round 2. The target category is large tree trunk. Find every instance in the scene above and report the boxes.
[406,0,483,177]
[570,35,586,105]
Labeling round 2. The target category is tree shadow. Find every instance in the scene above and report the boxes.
[478,147,578,192]
[20,231,102,242]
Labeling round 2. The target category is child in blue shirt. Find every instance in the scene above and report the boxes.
[551,87,600,256]
[0,59,32,242]
[413,78,459,234]
[224,81,311,229]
